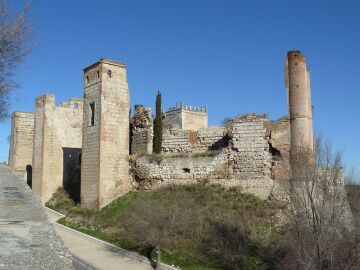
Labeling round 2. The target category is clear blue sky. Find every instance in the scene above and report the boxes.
[1,0,359,178]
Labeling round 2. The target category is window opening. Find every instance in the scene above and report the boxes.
[89,102,95,126]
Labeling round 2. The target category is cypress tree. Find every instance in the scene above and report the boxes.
[153,90,163,153]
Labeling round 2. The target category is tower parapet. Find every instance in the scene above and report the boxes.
[163,102,208,131]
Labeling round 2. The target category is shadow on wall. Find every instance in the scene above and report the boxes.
[63,148,81,203]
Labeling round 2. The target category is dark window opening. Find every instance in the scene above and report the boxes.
[86,76,89,83]
[89,102,95,126]
[183,168,191,173]
[26,165,32,189]
[97,70,100,79]
[107,70,112,78]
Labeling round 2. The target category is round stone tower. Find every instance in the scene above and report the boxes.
[285,50,314,158]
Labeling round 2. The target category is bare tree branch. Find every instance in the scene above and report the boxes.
[0,0,31,120]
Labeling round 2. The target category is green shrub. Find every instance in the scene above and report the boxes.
[45,187,74,214]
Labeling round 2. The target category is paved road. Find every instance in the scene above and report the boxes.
[46,208,154,270]
[0,165,74,269]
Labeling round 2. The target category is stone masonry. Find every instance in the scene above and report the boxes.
[32,94,83,204]
[132,114,290,199]
[163,103,208,131]
[131,105,153,155]
[8,112,34,181]
[7,50,315,208]
[161,126,227,153]
[285,50,314,157]
[81,59,132,209]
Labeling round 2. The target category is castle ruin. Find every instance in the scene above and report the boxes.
[8,51,314,209]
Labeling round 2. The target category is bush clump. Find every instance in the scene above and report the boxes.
[45,187,74,214]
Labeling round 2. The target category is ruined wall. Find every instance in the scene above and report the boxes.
[133,114,288,199]
[32,94,83,203]
[133,152,229,188]
[81,59,132,210]
[270,117,291,183]
[161,126,227,153]
[162,128,192,153]
[227,115,272,180]
[8,112,34,180]
[131,105,153,155]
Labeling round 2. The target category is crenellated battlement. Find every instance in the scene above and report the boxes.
[163,102,208,131]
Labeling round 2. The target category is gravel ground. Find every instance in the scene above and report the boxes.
[0,164,74,270]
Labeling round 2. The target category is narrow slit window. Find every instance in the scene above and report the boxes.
[86,76,89,83]
[89,102,95,126]
[97,70,100,79]
[107,70,112,78]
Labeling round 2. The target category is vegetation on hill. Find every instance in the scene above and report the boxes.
[47,139,360,270]
[48,184,285,270]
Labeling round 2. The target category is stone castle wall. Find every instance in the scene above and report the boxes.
[133,152,229,188]
[32,94,83,203]
[132,114,291,199]
[9,51,309,207]
[8,112,34,180]
[227,115,272,180]
[162,126,227,153]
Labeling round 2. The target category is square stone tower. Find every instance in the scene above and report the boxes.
[32,94,83,203]
[8,112,34,181]
[81,58,131,209]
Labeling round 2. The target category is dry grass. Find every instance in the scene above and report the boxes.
[49,183,285,270]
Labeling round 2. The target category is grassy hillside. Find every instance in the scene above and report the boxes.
[47,184,285,270]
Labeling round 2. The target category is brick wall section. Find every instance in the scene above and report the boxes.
[195,127,227,151]
[133,152,229,188]
[161,126,227,153]
[8,112,34,180]
[162,128,191,153]
[32,94,83,203]
[133,115,283,200]
[228,115,272,180]
[82,59,132,210]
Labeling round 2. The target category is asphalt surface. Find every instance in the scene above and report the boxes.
[0,164,74,269]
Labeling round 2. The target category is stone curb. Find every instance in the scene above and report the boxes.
[45,207,179,270]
